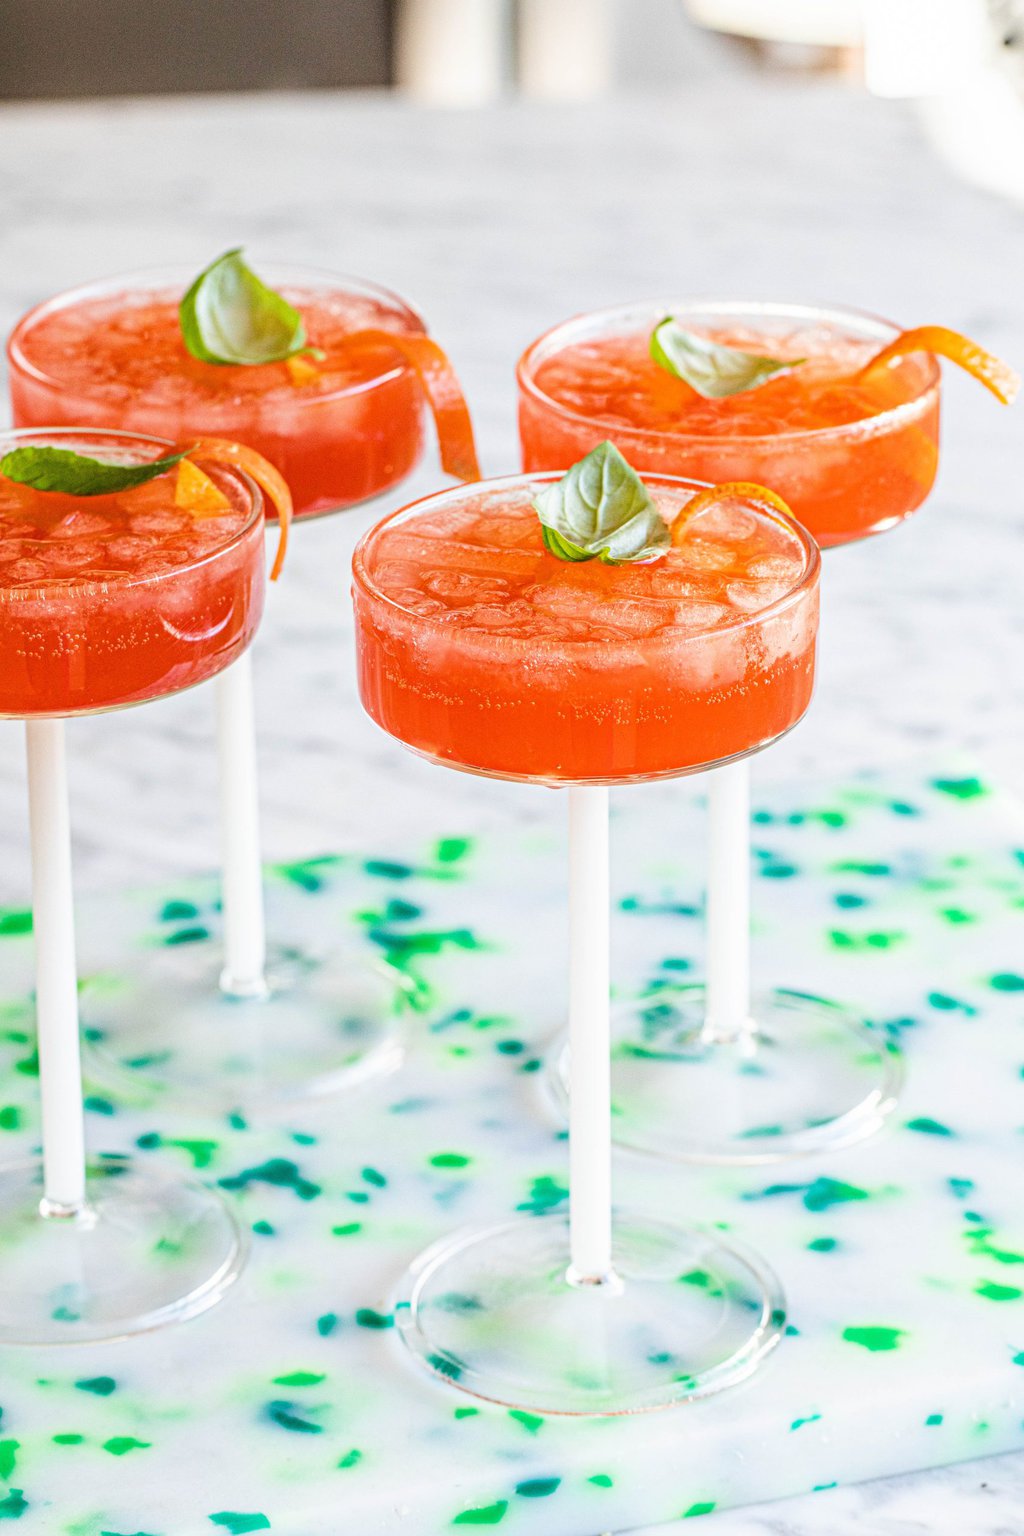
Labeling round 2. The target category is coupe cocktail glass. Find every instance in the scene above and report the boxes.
[0,428,261,1342]
[7,267,433,1108]
[517,302,930,1162]
[352,468,820,1414]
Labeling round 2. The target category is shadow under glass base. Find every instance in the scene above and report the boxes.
[394,1212,785,1416]
[0,1157,246,1345]
[552,985,902,1165]
[80,943,407,1114]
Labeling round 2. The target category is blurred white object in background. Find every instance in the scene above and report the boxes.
[395,0,507,104]
[683,0,862,46]
[518,0,613,98]
[862,0,989,95]
[863,0,1024,204]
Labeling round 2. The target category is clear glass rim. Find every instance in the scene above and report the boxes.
[352,468,821,652]
[516,299,943,447]
[7,263,428,402]
[0,426,264,600]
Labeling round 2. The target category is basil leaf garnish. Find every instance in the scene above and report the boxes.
[651,317,803,399]
[0,445,188,497]
[532,441,670,565]
[179,248,316,366]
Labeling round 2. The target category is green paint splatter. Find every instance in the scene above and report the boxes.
[0,1108,20,1132]
[163,925,210,946]
[361,1167,387,1187]
[332,1222,362,1237]
[683,1503,715,1518]
[926,1413,943,1426]
[790,1415,821,1431]
[430,1152,471,1169]
[252,1221,274,1237]
[508,1410,543,1434]
[834,892,867,909]
[160,899,199,921]
[355,1308,393,1329]
[454,1408,479,1420]
[0,1490,26,1520]
[842,1326,904,1351]
[516,1478,560,1498]
[831,860,892,876]
[991,973,1024,992]
[365,859,414,880]
[976,1281,1022,1301]
[103,1437,150,1455]
[453,1503,507,1526]
[337,1449,362,1470]
[0,911,31,937]
[265,1401,322,1434]
[0,1444,15,1480]
[808,1238,838,1253]
[588,1474,613,1488]
[928,992,976,1015]
[316,1313,338,1337]
[933,776,986,799]
[219,1159,320,1201]
[274,854,342,892]
[83,1095,114,1116]
[75,1376,116,1396]
[744,1177,869,1213]
[517,1175,568,1215]
[209,1516,271,1535]
[272,1371,324,1387]
[949,1177,974,1198]
[905,1117,954,1137]
[52,1434,84,1446]
[436,837,472,865]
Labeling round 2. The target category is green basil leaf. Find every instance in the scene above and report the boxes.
[651,317,803,399]
[532,441,670,565]
[0,445,188,497]
[179,248,311,366]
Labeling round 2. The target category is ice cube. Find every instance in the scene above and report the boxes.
[686,503,758,541]
[51,511,113,540]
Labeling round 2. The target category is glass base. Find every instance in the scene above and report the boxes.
[0,1157,246,1344]
[552,985,901,1165]
[394,1212,784,1415]
[80,942,407,1113]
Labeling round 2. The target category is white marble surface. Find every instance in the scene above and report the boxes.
[0,69,1021,1533]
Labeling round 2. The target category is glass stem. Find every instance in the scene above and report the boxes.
[216,652,268,1000]
[704,758,756,1047]
[25,719,87,1217]
[567,784,614,1286]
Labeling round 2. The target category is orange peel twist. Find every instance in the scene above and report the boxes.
[859,325,1019,406]
[342,330,481,483]
[185,438,293,581]
[671,480,798,545]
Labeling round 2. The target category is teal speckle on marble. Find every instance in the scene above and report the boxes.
[905,1117,954,1137]
[219,1159,320,1201]
[0,1490,26,1520]
[209,1516,271,1534]
[515,1478,560,1498]
[265,1401,322,1434]
[74,1377,116,1396]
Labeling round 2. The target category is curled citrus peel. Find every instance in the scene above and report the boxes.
[860,325,1020,405]
[341,330,481,482]
[185,438,293,581]
[670,480,798,545]
[174,458,231,517]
